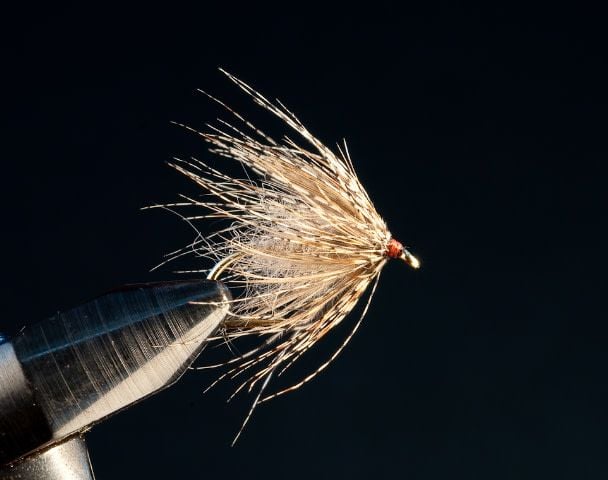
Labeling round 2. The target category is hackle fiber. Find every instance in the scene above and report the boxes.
[156,70,419,442]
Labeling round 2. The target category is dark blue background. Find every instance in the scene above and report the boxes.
[1,3,606,479]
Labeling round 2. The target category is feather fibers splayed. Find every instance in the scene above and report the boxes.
[157,69,419,443]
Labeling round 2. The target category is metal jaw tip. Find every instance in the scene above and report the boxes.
[0,280,230,473]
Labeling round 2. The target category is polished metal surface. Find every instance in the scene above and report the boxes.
[0,342,52,466]
[0,436,94,480]
[0,280,230,466]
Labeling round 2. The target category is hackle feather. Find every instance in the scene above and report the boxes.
[153,70,418,443]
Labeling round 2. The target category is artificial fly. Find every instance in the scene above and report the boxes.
[153,69,420,444]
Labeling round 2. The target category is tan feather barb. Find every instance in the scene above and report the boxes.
[154,69,420,443]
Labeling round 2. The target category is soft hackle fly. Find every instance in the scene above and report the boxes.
[155,69,420,443]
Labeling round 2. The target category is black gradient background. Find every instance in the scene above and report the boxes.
[1,3,606,479]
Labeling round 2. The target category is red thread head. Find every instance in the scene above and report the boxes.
[386,238,403,259]
[386,238,421,268]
